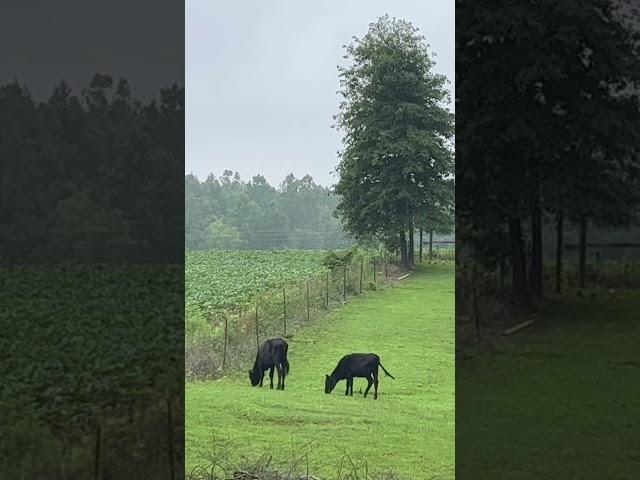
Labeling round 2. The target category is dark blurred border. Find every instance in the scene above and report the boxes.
[0,1,184,478]
[456,0,640,478]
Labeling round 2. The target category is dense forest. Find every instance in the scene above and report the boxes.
[0,75,184,263]
[185,172,353,250]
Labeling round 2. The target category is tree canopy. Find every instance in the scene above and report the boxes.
[333,15,454,267]
[457,0,640,304]
[0,75,184,263]
[185,172,353,250]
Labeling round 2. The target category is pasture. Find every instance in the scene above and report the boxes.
[186,262,454,479]
[457,289,640,479]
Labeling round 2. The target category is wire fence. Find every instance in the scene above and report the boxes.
[4,393,185,480]
[185,254,405,380]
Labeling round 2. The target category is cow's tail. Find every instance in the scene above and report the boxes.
[379,362,395,380]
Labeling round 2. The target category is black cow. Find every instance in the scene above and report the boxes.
[324,353,394,400]
[249,338,290,390]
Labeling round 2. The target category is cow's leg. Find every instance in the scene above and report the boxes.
[275,364,283,390]
[344,379,350,396]
[364,373,374,398]
[269,366,275,389]
[279,363,285,390]
[259,368,264,387]
[373,373,379,400]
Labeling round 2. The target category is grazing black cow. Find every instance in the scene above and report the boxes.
[324,353,394,400]
[249,338,290,390]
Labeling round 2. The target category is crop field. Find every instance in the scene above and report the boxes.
[186,250,329,309]
[186,251,329,334]
[186,262,455,479]
[1,264,183,478]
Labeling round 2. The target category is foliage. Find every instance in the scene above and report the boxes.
[0,264,182,474]
[186,172,353,251]
[0,76,183,263]
[456,0,640,303]
[333,15,454,265]
[205,220,247,250]
[186,250,330,312]
[321,248,356,270]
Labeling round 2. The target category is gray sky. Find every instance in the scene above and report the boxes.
[186,0,454,188]
[1,0,183,101]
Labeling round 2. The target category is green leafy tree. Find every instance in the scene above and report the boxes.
[333,15,454,268]
[204,220,246,250]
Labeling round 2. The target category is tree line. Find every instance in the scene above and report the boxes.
[0,74,184,263]
[457,0,640,307]
[185,172,353,250]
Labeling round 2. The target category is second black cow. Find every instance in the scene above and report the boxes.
[249,337,290,390]
[324,353,394,400]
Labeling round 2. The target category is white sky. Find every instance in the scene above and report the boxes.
[186,0,454,188]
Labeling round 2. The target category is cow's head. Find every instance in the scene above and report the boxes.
[248,369,260,386]
[324,374,335,394]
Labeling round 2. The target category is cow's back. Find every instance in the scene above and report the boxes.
[338,353,379,376]
[258,338,288,367]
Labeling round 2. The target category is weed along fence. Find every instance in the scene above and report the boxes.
[185,253,403,380]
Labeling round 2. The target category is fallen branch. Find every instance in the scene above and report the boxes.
[501,320,534,336]
[397,273,411,281]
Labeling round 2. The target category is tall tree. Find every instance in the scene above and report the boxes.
[334,16,454,268]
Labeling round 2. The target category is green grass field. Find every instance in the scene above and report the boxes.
[457,290,640,479]
[186,262,454,479]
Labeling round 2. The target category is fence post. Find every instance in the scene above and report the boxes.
[306,280,310,322]
[283,287,287,335]
[359,259,364,294]
[373,256,376,284]
[255,303,259,349]
[325,272,329,308]
[94,423,101,480]
[222,315,228,368]
[419,229,423,263]
[343,265,347,301]
[167,398,175,480]
[429,231,433,260]
[384,257,388,280]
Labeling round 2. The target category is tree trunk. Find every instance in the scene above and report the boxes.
[419,228,423,263]
[555,209,563,294]
[509,216,529,307]
[408,224,415,266]
[472,265,481,338]
[399,230,409,269]
[579,218,587,289]
[529,200,543,300]
[429,231,433,260]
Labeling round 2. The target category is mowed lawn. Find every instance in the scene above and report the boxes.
[186,262,454,479]
[457,290,640,479]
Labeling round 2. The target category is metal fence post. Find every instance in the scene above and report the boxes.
[343,265,347,301]
[283,287,287,334]
[255,303,259,349]
[306,280,310,321]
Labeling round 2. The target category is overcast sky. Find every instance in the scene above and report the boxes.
[186,0,454,188]
[1,0,183,101]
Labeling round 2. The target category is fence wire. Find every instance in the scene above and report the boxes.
[185,256,404,380]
